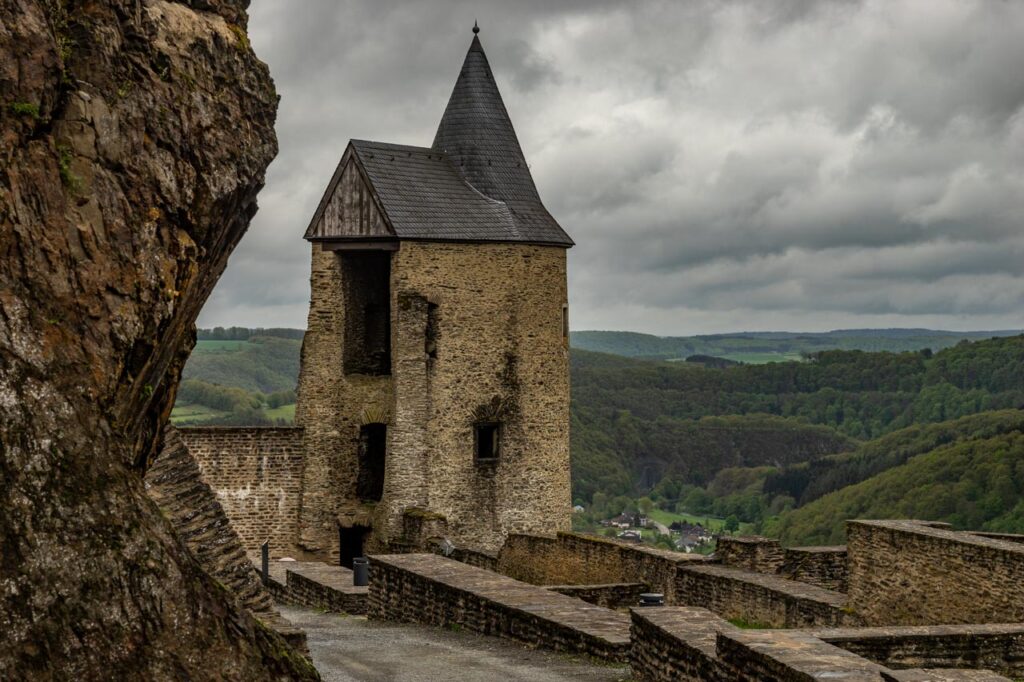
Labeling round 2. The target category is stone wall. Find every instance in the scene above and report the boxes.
[368,553,631,661]
[780,546,848,593]
[714,629,888,681]
[715,536,786,574]
[295,241,570,558]
[675,565,860,628]
[545,583,648,609]
[279,570,368,615]
[847,521,1024,625]
[631,607,885,682]
[497,532,706,600]
[629,607,738,682]
[145,427,307,654]
[180,426,305,557]
[810,624,1024,677]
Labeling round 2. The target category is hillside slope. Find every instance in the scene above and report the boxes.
[182,336,301,393]
[765,410,1024,507]
[767,409,1024,545]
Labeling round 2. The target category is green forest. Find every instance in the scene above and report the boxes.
[173,328,1024,544]
[570,328,1022,362]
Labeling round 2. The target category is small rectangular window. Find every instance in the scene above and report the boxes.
[562,304,569,342]
[474,423,500,461]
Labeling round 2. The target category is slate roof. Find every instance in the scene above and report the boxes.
[305,30,572,247]
[349,140,518,241]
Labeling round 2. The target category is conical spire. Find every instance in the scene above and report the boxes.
[432,26,542,204]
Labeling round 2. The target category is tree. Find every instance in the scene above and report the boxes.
[724,515,740,533]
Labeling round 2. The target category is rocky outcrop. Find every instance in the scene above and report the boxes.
[0,0,315,678]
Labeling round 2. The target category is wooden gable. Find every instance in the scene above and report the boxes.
[305,150,393,240]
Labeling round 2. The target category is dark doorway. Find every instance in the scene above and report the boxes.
[357,424,387,502]
[339,525,370,569]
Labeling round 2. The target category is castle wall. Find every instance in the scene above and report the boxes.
[846,521,1024,625]
[295,241,570,557]
[674,564,859,628]
[368,554,631,662]
[714,536,786,574]
[780,546,848,593]
[810,624,1024,677]
[178,426,305,557]
[496,532,707,600]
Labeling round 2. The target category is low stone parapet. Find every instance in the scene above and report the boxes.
[716,629,887,681]
[629,606,739,681]
[261,560,368,614]
[368,553,631,661]
[780,545,848,593]
[808,623,1024,678]
[715,536,786,574]
[676,564,860,628]
[544,582,647,609]
[497,531,706,601]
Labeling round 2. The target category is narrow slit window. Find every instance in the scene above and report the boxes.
[474,422,500,461]
[425,302,439,359]
[562,304,569,342]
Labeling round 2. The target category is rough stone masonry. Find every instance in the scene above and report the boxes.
[0,1,315,678]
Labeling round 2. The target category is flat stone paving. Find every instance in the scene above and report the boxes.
[281,606,632,682]
[373,554,631,647]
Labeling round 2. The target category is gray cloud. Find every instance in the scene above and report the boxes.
[198,0,1024,335]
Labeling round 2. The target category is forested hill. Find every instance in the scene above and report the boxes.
[765,410,1024,545]
[569,335,1024,503]
[572,336,1024,441]
[570,328,1022,362]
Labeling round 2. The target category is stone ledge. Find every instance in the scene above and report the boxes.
[259,559,368,615]
[805,623,1024,677]
[882,670,1011,681]
[369,553,631,661]
[629,606,739,681]
[544,582,647,609]
[717,629,887,681]
[676,563,858,628]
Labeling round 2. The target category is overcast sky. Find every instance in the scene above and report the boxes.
[197,0,1024,335]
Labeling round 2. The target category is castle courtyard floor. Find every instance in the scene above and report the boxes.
[280,607,633,681]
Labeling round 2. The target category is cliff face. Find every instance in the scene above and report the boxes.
[0,1,315,678]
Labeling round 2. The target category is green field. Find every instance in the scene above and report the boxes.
[170,402,228,424]
[194,339,249,351]
[265,403,296,421]
[718,351,805,364]
[646,507,755,535]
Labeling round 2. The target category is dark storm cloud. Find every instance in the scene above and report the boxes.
[198,0,1024,335]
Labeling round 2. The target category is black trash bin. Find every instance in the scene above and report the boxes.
[352,557,369,587]
[638,592,665,607]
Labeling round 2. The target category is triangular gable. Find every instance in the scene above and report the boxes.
[304,145,394,241]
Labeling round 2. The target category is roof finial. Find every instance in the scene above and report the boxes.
[472,20,480,34]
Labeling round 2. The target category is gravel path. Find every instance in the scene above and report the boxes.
[281,607,633,682]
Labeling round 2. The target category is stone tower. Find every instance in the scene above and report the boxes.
[294,26,574,563]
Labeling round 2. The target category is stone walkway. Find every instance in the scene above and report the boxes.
[281,607,633,682]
